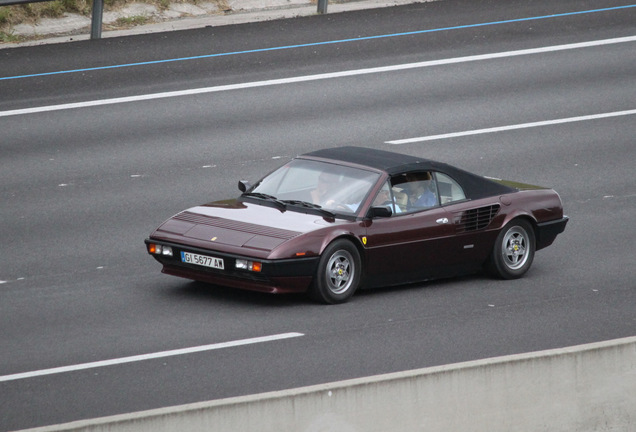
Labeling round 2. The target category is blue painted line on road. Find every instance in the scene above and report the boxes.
[1,4,634,81]
[2,36,633,118]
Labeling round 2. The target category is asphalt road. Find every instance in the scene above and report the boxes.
[1,0,635,429]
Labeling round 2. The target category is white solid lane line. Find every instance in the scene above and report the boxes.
[1,36,634,118]
[0,332,304,382]
[385,109,636,144]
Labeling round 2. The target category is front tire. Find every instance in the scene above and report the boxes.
[488,219,535,279]
[311,239,361,304]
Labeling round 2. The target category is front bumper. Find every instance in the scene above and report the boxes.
[144,239,319,294]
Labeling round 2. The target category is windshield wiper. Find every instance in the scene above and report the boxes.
[280,199,320,208]
[241,192,286,210]
[281,200,336,218]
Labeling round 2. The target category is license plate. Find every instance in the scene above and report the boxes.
[181,251,224,270]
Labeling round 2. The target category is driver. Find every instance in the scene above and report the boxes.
[311,171,339,206]
[311,171,363,212]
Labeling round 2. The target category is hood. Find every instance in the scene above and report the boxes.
[153,199,341,253]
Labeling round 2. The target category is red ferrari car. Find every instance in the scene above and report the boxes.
[145,147,568,304]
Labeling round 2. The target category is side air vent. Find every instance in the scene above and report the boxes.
[453,204,500,233]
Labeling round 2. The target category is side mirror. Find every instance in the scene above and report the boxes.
[367,206,392,219]
[238,180,252,193]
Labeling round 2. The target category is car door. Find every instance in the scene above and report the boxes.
[363,204,456,288]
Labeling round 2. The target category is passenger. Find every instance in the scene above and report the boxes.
[372,186,402,214]
[405,173,437,209]
[372,188,391,206]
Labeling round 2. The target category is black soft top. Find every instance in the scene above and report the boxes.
[302,146,516,200]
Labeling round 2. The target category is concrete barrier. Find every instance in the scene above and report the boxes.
[18,336,636,432]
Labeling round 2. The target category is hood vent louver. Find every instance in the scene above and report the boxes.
[175,211,301,240]
[453,204,500,233]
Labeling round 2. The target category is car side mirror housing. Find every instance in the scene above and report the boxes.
[367,206,392,219]
[238,180,252,193]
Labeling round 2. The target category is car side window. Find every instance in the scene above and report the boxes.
[391,172,439,213]
[434,172,466,204]
[372,181,402,215]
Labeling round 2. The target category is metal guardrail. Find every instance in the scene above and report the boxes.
[0,0,50,4]
[0,0,105,38]
[0,0,329,40]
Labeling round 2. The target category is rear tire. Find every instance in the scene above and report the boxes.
[487,219,535,279]
[310,239,361,304]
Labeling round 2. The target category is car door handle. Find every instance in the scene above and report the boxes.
[436,218,449,224]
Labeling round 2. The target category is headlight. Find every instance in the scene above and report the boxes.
[148,244,173,257]
[235,259,262,272]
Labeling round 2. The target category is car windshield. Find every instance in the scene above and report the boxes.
[249,158,381,216]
